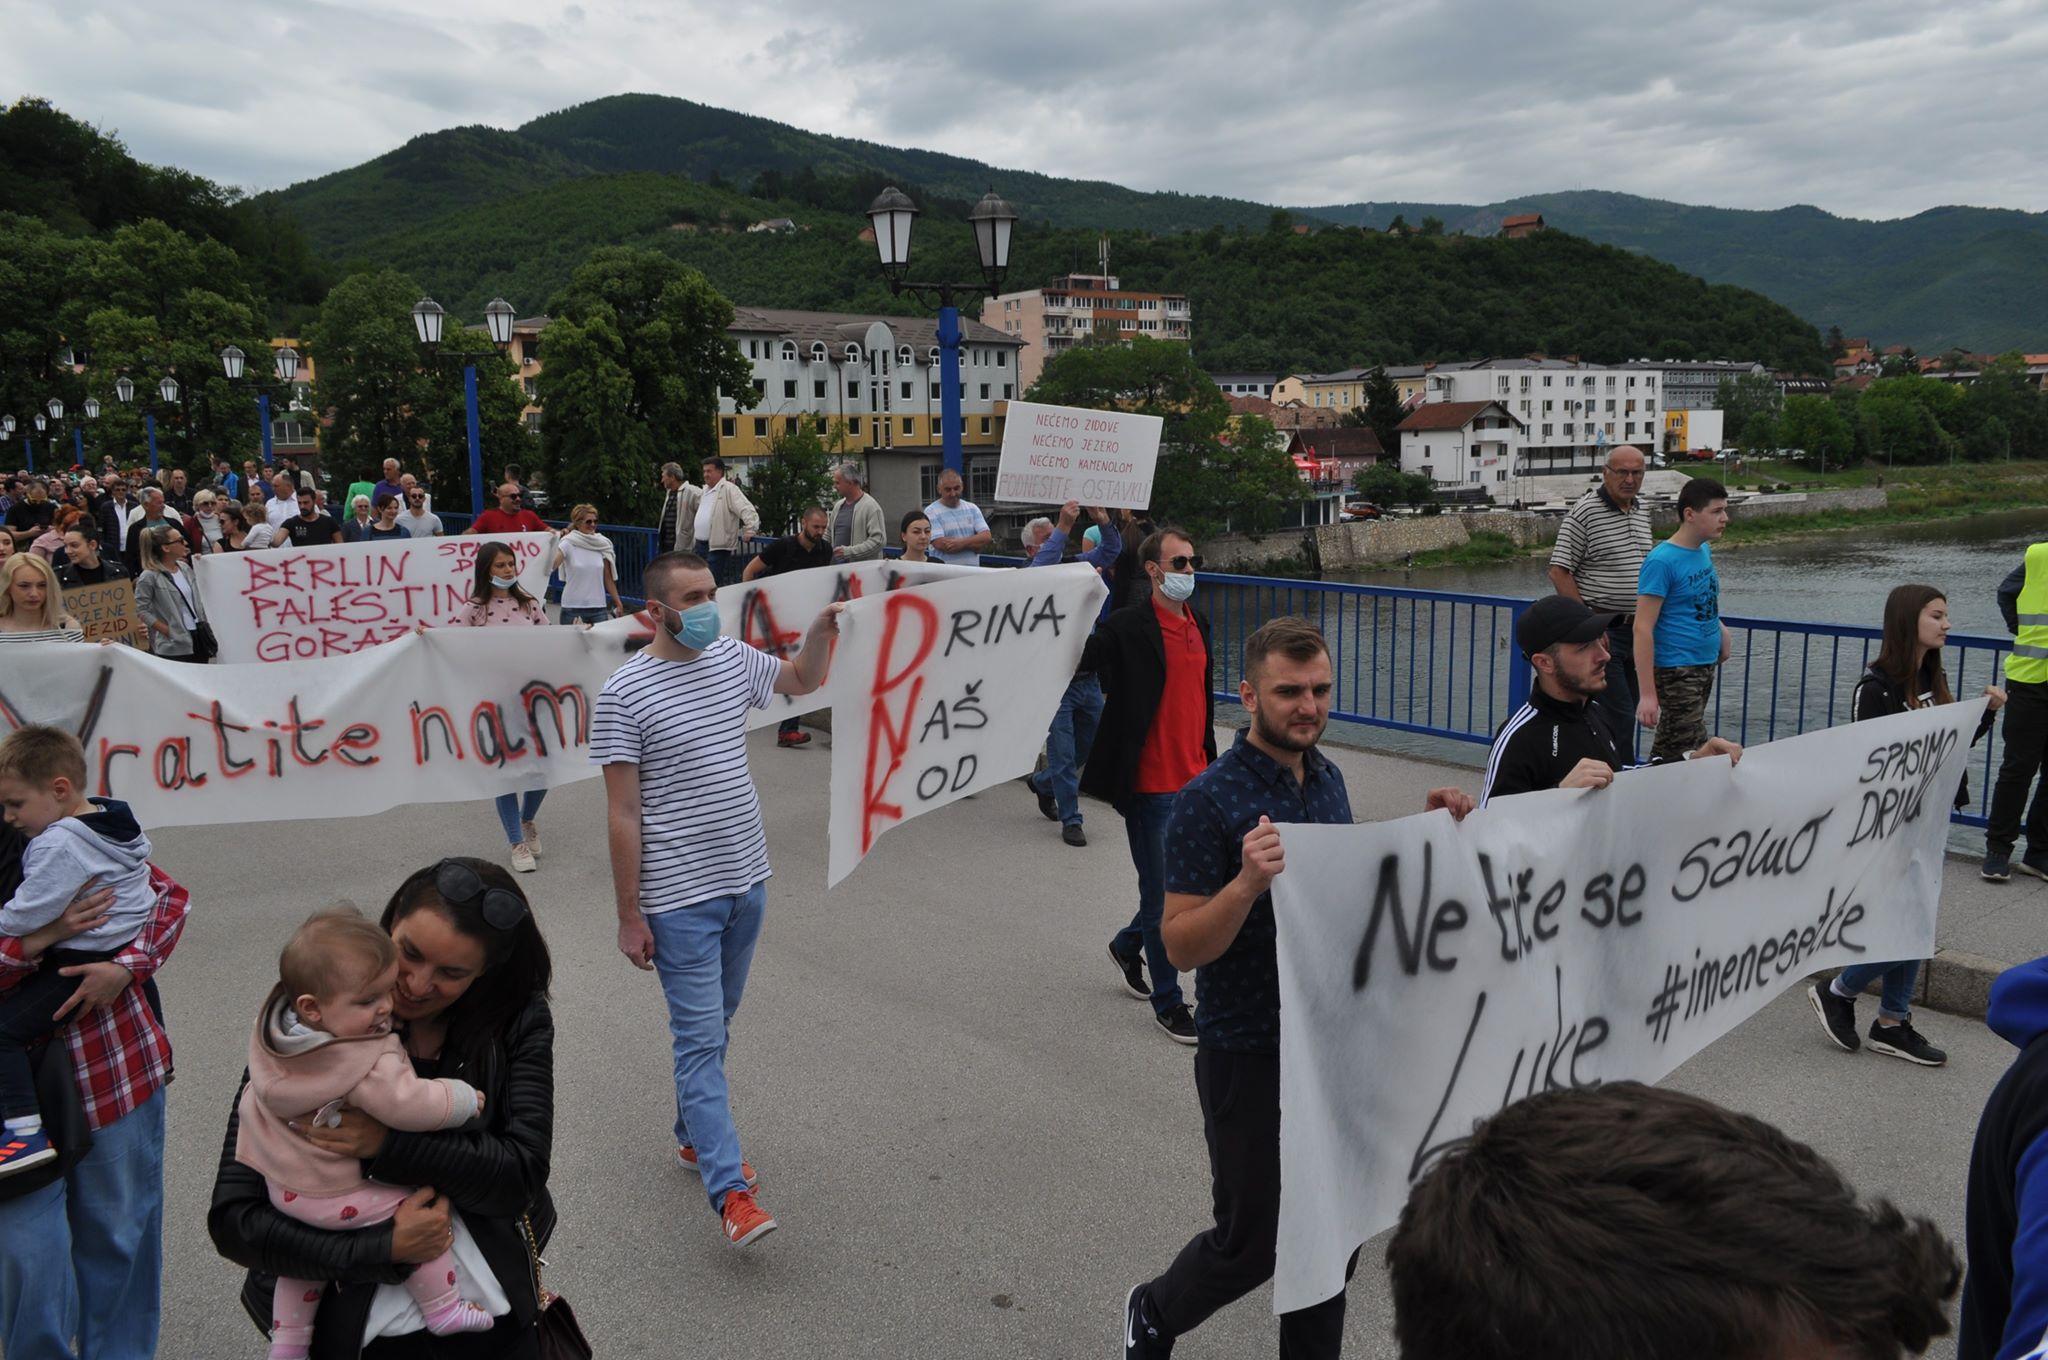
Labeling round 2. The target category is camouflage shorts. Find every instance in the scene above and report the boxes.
[1651,664,1717,763]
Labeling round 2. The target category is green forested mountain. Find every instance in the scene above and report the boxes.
[0,97,331,318]
[341,170,1827,373]
[1294,190,2048,352]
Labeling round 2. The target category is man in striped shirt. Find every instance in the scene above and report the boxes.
[593,550,842,1252]
[1547,445,1652,740]
[923,468,992,568]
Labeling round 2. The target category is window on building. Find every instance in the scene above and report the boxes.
[811,341,828,362]
[1543,376,1553,387]
[814,379,826,399]
[845,344,862,363]
[783,380,797,399]
[1497,377,1510,393]
[901,381,913,399]
[751,378,765,396]
[969,455,998,501]
[849,417,862,435]
[918,463,944,503]
[902,417,914,435]
[1002,384,1014,400]
[931,383,941,400]
[721,417,736,438]
[1542,423,1553,436]
[897,345,915,368]
[524,412,541,433]
[752,417,768,437]
[780,341,798,362]
[814,416,827,433]
[979,417,992,435]
[979,384,990,400]
[997,351,1008,367]
[847,382,859,399]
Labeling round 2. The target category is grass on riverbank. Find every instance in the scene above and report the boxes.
[1405,531,1525,568]
[1734,457,2048,493]
[1720,461,2048,548]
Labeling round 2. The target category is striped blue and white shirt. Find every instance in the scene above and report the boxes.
[590,638,781,912]
[924,497,990,568]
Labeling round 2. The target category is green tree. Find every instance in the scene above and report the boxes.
[1775,394,1854,468]
[533,310,651,518]
[539,246,754,521]
[1028,336,1303,537]
[1966,353,2048,457]
[1362,363,1405,455]
[1714,372,1782,444]
[1351,462,1434,505]
[1825,324,1846,358]
[1419,215,1445,237]
[305,269,436,487]
[746,417,842,536]
[1739,410,1780,454]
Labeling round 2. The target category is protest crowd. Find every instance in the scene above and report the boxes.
[4,437,2048,1360]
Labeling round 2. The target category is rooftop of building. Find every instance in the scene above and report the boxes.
[730,306,1018,349]
[1397,399,1523,431]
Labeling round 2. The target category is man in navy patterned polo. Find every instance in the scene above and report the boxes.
[1121,617,1474,1359]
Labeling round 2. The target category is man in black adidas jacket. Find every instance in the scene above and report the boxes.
[1482,595,1741,806]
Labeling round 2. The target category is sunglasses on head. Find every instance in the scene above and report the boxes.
[1165,554,1203,572]
[431,858,528,930]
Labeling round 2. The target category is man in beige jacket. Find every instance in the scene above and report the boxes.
[684,457,761,585]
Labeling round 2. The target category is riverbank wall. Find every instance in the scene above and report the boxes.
[1205,486,1891,572]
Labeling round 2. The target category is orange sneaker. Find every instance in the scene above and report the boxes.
[676,1144,758,1189]
[721,1189,777,1248]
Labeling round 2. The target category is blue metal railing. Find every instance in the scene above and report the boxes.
[434,519,2008,828]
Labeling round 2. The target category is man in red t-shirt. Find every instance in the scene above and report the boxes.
[468,483,548,536]
[1079,527,1215,1044]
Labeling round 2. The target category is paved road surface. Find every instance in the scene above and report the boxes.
[151,732,2007,1358]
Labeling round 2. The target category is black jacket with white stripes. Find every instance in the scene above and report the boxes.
[1480,685,1628,807]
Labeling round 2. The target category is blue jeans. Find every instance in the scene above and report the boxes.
[494,789,546,845]
[693,541,734,586]
[559,606,610,625]
[1836,960,1920,1022]
[1029,673,1104,827]
[0,1085,165,1359]
[646,881,768,1212]
[1115,793,1183,1015]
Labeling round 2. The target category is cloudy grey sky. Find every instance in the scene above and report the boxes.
[4,0,2043,219]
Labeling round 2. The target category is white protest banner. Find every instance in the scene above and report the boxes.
[825,563,1106,884]
[193,532,556,662]
[588,558,984,729]
[0,629,627,828]
[994,399,1162,509]
[1267,699,1983,1313]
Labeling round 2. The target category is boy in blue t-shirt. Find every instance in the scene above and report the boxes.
[1634,478,1731,762]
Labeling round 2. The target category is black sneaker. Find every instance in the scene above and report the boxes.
[1155,1005,1196,1045]
[1984,852,2014,882]
[2020,849,2048,881]
[1109,943,1149,1000]
[1062,822,1087,848]
[1027,775,1057,823]
[1124,1284,1173,1358]
[1867,1019,1947,1067]
[1808,981,1860,1053]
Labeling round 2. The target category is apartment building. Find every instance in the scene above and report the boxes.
[1208,372,1278,398]
[1635,359,1766,411]
[982,273,1191,390]
[718,306,1025,524]
[1411,357,1662,498]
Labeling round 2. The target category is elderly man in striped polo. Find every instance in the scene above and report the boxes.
[1546,444,1652,738]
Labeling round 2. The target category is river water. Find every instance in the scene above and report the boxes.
[1331,507,2048,635]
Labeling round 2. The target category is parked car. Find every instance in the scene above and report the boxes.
[1341,501,1384,520]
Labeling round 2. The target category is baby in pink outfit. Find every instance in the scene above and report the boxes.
[235,908,493,1360]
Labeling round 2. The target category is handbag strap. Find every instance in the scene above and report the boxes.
[518,1212,550,1306]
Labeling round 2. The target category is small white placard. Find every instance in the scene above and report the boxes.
[994,401,1162,509]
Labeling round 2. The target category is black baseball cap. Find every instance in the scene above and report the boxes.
[1517,595,1617,657]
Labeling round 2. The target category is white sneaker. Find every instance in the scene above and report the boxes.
[510,843,537,874]
[522,822,542,856]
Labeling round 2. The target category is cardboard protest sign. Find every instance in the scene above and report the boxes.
[825,563,1105,884]
[994,400,1162,509]
[62,578,142,647]
[589,558,983,729]
[1267,699,1982,1313]
[0,629,626,828]
[193,532,556,662]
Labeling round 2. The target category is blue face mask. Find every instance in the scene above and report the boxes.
[670,600,721,650]
[490,577,515,591]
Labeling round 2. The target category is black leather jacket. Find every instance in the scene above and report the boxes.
[208,995,556,1359]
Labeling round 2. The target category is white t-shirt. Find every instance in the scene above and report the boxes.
[557,541,610,608]
[265,497,296,530]
[692,487,716,545]
[399,510,443,538]
[589,639,781,912]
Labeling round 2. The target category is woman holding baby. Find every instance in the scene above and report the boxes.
[208,858,559,1359]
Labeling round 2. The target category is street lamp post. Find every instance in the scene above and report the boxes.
[412,297,517,518]
[864,187,1018,475]
[31,411,46,473]
[115,374,178,474]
